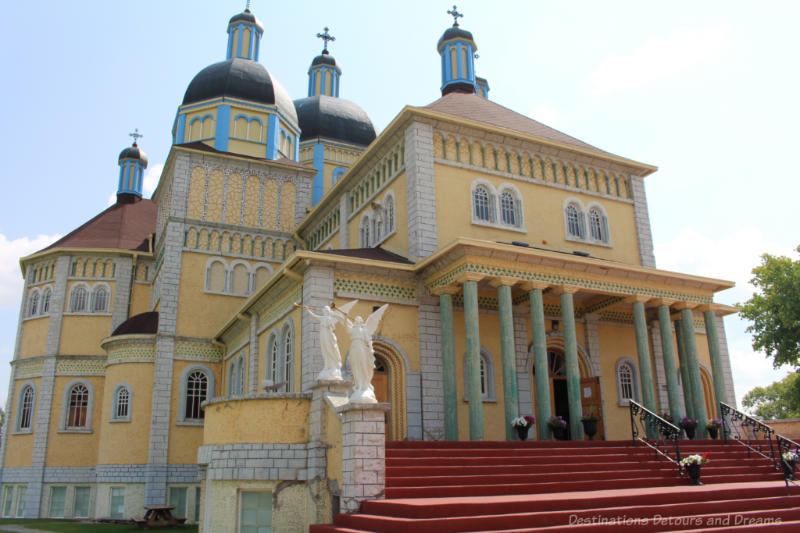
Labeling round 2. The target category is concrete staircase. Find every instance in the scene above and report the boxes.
[311,440,798,532]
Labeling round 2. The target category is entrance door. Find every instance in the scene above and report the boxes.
[371,356,391,438]
[580,376,605,440]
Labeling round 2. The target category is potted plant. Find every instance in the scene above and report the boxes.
[511,415,535,441]
[547,415,568,440]
[679,417,698,439]
[680,453,710,485]
[781,451,799,481]
[706,418,722,439]
[581,410,599,440]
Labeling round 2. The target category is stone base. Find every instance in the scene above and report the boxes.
[337,402,390,512]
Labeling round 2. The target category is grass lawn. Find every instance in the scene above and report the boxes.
[0,519,197,532]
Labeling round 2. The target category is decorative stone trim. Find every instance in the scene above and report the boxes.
[338,402,389,512]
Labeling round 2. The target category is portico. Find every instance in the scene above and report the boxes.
[422,238,736,442]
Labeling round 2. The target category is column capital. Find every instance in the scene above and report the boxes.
[551,284,579,295]
[649,298,676,307]
[430,284,460,296]
[673,301,699,311]
[454,272,485,284]
[623,294,651,305]
[520,281,549,291]
[489,276,517,288]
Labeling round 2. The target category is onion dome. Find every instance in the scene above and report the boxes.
[118,143,148,167]
[294,95,375,147]
[229,9,262,30]
[437,6,478,95]
[117,131,148,200]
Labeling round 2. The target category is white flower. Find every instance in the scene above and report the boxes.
[511,416,528,428]
[782,451,799,463]
[680,454,709,466]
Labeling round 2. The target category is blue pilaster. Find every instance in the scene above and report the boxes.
[175,113,186,145]
[312,143,325,205]
[236,23,244,57]
[214,105,231,152]
[266,115,278,159]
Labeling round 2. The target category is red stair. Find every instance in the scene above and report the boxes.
[311,440,796,532]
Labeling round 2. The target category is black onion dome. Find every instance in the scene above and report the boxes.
[229,10,263,30]
[437,27,475,49]
[183,59,297,125]
[294,95,376,147]
[311,51,338,68]
[119,144,148,166]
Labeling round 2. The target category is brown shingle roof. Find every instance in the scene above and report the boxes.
[42,197,156,253]
[424,92,611,156]
[314,247,414,265]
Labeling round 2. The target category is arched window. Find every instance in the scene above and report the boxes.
[282,324,294,392]
[205,260,226,293]
[463,349,496,401]
[92,286,108,312]
[66,384,89,428]
[228,360,237,394]
[473,186,492,222]
[17,384,35,431]
[238,355,246,394]
[500,190,519,226]
[385,194,395,233]
[588,207,609,243]
[359,216,371,247]
[111,385,131,421]
[566,204,584,239]
[267,333,279,385]
[69,286,88,312]
[41,288,51,315]
[615,358,640,406]
[27,291,39,317]
[184,371,208,420]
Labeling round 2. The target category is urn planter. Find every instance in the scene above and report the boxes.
[781,459,796,481]
[516,426,530,441]
[582,419,598,440]
[686,464,702,485]
[707,427,719,439]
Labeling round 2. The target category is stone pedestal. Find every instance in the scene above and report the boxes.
[308,379,351,479]
[338,402,390,512]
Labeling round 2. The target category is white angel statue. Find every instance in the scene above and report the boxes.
[342,303,389,403]
[295,300,358,381]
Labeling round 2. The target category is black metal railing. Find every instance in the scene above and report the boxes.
[775,434,800,494]
[719,402,777,467]
[630,400,682,471]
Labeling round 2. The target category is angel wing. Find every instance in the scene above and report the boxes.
[364,304,389,336]
[335,299,359,317]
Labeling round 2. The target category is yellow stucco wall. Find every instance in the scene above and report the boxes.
[4,375,39,467]
[46,376,104,467]
[433,164,640,264]
[19,317,49,358]
[59,316,112,356]
[766,419,800,439]
[175,252,251,338]
[203,397,310,445]
[168,360,220,464]
[129,282,151,317]
[597,323,641,440]
[96,363,154,465]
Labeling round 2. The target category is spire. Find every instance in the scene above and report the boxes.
[117,131,148,202]
[226,6,264,61]
[307,27,342,97]
[437,5,478,96]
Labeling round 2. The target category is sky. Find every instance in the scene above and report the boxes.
[1,1,798,412]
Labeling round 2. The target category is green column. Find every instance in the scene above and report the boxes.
[674,318,695,420]
[657,304,684,420]
[632,300,656,412]
[529,287,551,440]
[703,309,727,420]
[497,283,519,441]
[680,308,707,438]
[559,288,583,440]
[439,292,458,441]
[463,279,484,440]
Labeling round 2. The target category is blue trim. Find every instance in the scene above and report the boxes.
[248,25,255,59]
[294,135,299,161]
[335,71,340,97]
[226,29,234,60]
[466,44,474,80]
[254,29,261,61]
[312,143,325,205]
[320,69,327,96]
[332,167,346,186]
[266,114,278,159]
[233,113,263,126]
[456,43,463,80]
[175,113,186,145]
[215,104,231,151]
[117,165,124,192]
[308,70,313,97]
[236,23,244,58]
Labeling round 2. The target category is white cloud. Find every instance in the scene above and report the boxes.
[655,226,795,404]
[143,163,164,198]
[0,233,62,307]
[529,104,560,127]
[586,26,729,94]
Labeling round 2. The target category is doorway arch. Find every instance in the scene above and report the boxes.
[371,339,407,440]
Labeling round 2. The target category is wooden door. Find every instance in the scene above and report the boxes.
[580,376,604,440]
[371,357,391,438]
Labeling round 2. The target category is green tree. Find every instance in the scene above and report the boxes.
[742,372,800,419]
[739,246,800,369]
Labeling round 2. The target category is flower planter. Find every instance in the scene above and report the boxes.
[516,426,530,441]
[686,464,702,485]
[582,419,598,440]
[684,426,696,439]
[551,427,567,441]
[707,427,719,439]
[781,459,796,481]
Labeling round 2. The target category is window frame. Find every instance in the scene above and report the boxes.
[462,348,497,402]
[238,490,272,533]
[177,364,215,425]
[68,283,90,313]
[110,383,132,422]
[73,486,91,519]
[27,289,40,317]
[59,379,95,433]
[91,284,110,313]
[615,357,640,406]
[14,381,36,434]
[280,321,294,393]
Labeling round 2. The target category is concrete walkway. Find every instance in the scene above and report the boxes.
[0,527,54,533]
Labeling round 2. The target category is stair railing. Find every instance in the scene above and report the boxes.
[775,434,800,495]
[629,400,682,472]
[719,402,777,467]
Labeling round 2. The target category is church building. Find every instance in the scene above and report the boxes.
[1,6,738,531]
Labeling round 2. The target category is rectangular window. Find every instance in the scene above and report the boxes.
[2,486,13,517]
[73,487,90,518]
[169,487,187,519]
[15,486,26,518]
[195,487,201,523]
[49,487,66,518]
[240,491,271,533]
[109,487,125,519]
